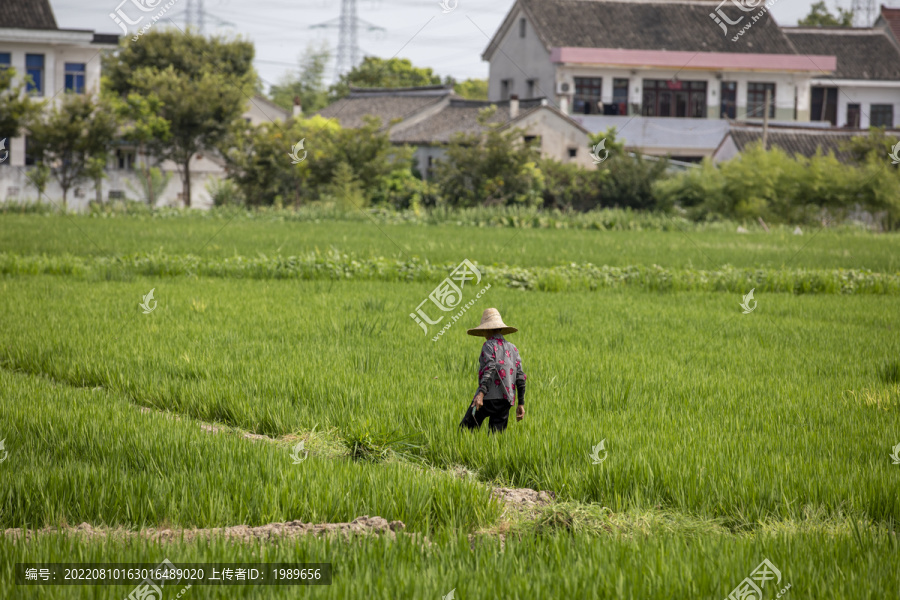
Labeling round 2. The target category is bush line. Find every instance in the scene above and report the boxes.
[2,251,898,295]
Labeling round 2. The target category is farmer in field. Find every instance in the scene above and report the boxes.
[459,308,527,433]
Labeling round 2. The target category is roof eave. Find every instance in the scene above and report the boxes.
[482,0,552,62]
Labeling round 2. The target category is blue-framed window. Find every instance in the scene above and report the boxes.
[65,62,86,94]
[0,53,10,69]
[26,54,44,95]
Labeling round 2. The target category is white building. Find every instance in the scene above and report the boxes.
[0,0,289,210]
[0,0,117,168]
[483,0,898,160]
[784,25,900,129]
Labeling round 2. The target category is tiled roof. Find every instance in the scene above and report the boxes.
[517,0,796,55]
[784,28,900,80]
[726,126,860,162]
[0,0,58,30]
[316,91,451,130]
[390,99,545,145]
[878,6,900,43]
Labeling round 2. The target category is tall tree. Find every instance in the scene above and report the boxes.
[799,1,854,26]
[0,67,39,144]
[329,57,448,101]
[103,31,256,207]
[431,107,544,208]
[269,44,331,113]
[111,92,171,206]
[28,93,118,209]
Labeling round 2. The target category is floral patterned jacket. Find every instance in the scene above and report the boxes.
[475,334,527,406]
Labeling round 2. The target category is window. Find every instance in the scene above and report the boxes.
[519,18,527,38]
[846,104,860,128]
[810,87,837,125]
[747,82,775,119]
[26,54,44,95]
[108,190,125,200]
[116,149,135,170]
[0,53,10,70]
[526,79,536,98]
[500,79,512,100]
[720,81,736,119]
[574,77,602,114]
[870,104,894,128]
[65,63,86,94]
[642,79,706,118]
[611,78,629,115]
[567,147,578,158]
[523,135,539,146]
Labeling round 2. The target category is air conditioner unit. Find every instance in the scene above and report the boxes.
[556,81,571,95]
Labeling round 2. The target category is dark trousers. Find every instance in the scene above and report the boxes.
[459,397,511,433]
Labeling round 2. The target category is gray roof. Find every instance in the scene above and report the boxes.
[317,89,451,130]
[783,29,900,80]
[515,0,796,55]
[0,0,58,29]
[390,98,545,144]
[574,115,730,153]
[725,126,860,162]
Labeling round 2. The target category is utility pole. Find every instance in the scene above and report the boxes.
[311,0,384,79]
[184,0,206,34]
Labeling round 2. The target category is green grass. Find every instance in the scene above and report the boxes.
[0,276,897,526]
[0,368,500,532]
[1,211,899,599]
[2,528,899,599]
[2,212,900,270]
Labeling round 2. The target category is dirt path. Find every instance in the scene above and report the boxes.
[4,516,408,543]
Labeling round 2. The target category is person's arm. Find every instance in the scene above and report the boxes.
[475,343,497,400]
[515,356,526,406]
[514,354,526,421]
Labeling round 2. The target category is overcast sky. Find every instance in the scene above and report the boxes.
[51,0,885,91]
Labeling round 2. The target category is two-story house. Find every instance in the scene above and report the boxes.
[0,0,117,168]
[482,0,896,160]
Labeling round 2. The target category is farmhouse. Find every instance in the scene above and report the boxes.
[483,0,900,160]
[318,85,596,175]
[0,0,289,209]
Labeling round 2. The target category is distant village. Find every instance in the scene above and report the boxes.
[1,0,899,209]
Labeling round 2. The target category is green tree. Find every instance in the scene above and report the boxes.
[0,67,40,143]
[453,79,488,100]
[222,115,414,206]
[589,129,670,211]
[103,31,256,207]
[432,106,544,208]
[28,93,118,209]
[269,44,331,113]
[329,57,448,101]
[111,92,171,207]
[799,1,854,26]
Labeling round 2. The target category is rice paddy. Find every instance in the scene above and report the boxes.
[1,210,898,599]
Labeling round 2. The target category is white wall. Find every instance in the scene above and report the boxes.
[829,83,900,128]
[486,7,556,103]
[1,35,109,167]
[513,109,594,168]
[555,66,806,121]
[0,162,218,210]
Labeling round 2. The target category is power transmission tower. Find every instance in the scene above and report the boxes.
[850,0,875,26]
[311,0,384,79]
[185,0,206,34]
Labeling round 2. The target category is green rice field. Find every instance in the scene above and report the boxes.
[1,210,898,599]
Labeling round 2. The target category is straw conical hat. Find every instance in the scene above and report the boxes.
[467,308,518,336]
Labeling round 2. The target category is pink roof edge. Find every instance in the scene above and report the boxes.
[550,47,837,73]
